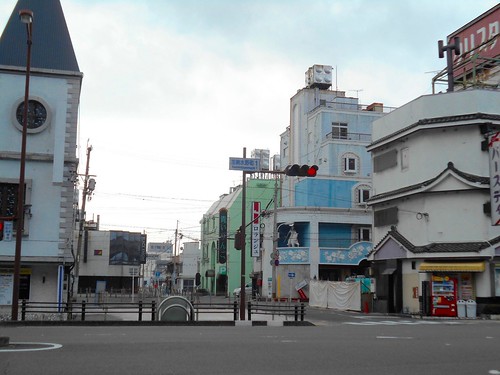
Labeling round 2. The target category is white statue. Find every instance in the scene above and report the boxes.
[287,226,300,247]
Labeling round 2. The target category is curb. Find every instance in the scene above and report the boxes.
[0,320,315,327]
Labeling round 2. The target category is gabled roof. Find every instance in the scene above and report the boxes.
[0,0,80,72]
[368,162,488,204]
[371,226,500,258]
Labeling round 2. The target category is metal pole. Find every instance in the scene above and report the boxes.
[73,144,92,298]
[173,220,178,294]
[272,177,278,300]
[240,148,247,320]
[11,13,32,321]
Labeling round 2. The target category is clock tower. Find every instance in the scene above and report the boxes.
[0,0,82,310]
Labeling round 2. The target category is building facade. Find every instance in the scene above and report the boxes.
[367,89,500,315]
[367,4,500,317]
[259,65,389,300]
[0,0,82,312]
[200,176,275,297]
[77,230,146,294]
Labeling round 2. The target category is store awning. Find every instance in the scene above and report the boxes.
[419,261,485,272]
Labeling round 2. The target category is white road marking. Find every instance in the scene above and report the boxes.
[0,342,62,352]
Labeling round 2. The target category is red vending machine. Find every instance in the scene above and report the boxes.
[431,276,457,317]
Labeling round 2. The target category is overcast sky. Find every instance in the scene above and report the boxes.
[1,0,497,244]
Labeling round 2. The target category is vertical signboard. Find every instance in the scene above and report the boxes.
[251,202,261,257]
[489,132,500,225]
[218,208,227,263]
[140,234,147,264]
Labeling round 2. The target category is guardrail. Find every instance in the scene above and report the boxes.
[248,302,306,321]
[16,299,306,322]
[19,300,157,322]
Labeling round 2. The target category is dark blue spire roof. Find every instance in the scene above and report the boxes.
[0,0,80,72]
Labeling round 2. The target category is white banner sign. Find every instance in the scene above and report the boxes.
[489,132,500,225]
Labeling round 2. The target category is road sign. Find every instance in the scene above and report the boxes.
[288,272,295,278]
[229,157,260,172]
[3,221,13,241]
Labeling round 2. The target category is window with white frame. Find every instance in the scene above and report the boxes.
[343,154,358,174]
[354,184,371,205]
[332,122,348,139]
[358,188,370,203]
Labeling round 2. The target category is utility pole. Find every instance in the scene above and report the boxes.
[72,143,92,299]
[272,176,278,300]
[173,220,179,293]
[240,148,247,320]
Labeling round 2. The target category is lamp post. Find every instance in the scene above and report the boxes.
[11,9,33,321]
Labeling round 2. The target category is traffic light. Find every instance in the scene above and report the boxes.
[234,227,244,250]
[195,272,201,286]
[284,164,318,177]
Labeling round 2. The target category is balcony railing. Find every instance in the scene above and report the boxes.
[325,131,371,142]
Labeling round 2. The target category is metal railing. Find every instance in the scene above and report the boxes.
[248,301,306,321]
[16,299,307,322]
[19,300,157,322]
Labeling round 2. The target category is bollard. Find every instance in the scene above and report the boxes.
[301,303,305,321]
[138,300,143,321]
[151,300,156,321]
[294,304,298,321]
[81,300,86,321]
[247,301,252,321]
[233,301,238,321]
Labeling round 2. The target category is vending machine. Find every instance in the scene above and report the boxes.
[431,276,457,317]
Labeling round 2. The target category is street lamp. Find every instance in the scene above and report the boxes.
[11,9,33,321]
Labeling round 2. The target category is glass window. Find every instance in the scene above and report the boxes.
[332,122,348,139]
[344,157,357,172]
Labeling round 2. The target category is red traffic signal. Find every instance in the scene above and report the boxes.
[284,164,318,177]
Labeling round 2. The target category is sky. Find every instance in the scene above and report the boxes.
[0,0,498,245]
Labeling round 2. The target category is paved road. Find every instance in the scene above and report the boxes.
[2,306,500,375]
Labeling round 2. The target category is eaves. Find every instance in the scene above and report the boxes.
[367,113,500,151]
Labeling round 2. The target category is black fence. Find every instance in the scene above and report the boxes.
[17,299,306,322]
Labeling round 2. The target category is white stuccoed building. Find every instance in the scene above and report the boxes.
[0,0,82,314]
[367,89,500,316]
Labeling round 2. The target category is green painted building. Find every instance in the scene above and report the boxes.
[200,177,275,297]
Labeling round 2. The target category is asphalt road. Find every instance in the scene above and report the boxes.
[1,308,500,375]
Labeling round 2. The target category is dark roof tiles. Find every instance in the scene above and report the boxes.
[0,0,80,72]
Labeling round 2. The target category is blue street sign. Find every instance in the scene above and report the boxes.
[288,272,295,278]
[229,157,260,172]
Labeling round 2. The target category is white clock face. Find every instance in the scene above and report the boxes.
[16,99,48,129]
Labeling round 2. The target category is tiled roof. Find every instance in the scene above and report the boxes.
[373,226,496,255]
[0,0,80,72]
[368,162,488,203]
